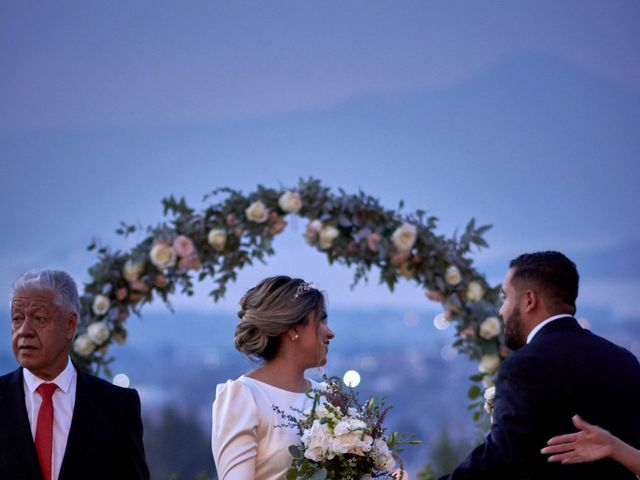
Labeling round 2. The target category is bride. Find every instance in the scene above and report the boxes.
[211,276,335,480]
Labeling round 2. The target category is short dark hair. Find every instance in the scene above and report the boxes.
[509,251,579,314]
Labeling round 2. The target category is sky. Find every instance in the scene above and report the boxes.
[1,1,639,331]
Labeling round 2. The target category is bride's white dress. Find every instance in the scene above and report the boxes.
[211,375,323,480]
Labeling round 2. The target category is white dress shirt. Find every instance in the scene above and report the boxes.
[23,358,77,480]
[526,313,574,344]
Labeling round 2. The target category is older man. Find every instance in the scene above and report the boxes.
[441,251,640,480]
[0,269,149,480]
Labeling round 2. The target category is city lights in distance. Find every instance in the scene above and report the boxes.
[343,369,361,388]
[113,373,130,388]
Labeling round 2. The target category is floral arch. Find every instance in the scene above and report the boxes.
[74,178,504,419]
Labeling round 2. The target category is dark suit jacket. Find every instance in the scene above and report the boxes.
[441,317,640,480]
[0,366,150,480]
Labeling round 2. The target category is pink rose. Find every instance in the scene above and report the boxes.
[366,233,381,252]
[116,288,128,301]
[173,235,196,258]
[154,275,169,289]
[178,255,202,270]
[425,289,445,302]
[226,214,238,226]
[270,218,287,235]
[130,280,150,293]
[389,250,410,266]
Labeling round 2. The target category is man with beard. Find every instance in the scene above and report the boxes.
[440,251,640,480]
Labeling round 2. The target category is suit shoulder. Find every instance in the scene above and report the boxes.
[0,368,21,389]
[78,370,140,402]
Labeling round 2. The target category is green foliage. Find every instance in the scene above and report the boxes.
[74,178,504,418]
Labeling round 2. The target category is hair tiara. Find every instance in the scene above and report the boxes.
[292,281,313,300]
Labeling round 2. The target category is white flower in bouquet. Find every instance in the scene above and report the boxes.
[87,321,110,344]
[466,281,484,302]
[278,191,302,213]
[391,223,417,252]
[371,438,396,471]
[483,386,496,414]
[479,316,501,340]
[304,220,323,244]
[73,334,96,356]
[301,420,334,462]
[245,200,269,223]
[122,260,144,283]
[445,265,462,285]
[331,418,373,456]
[319,225,339,249]
[479,354,501,374]
[150,243,177,269]
[207,228,227,251]
[92,294,110,316]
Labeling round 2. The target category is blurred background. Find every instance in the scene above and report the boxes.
[1,1,639,477]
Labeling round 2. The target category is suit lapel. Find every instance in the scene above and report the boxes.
[1,368,43,479]
[59,368,90,479]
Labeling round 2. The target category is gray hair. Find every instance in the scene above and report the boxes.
[11,269,81,316]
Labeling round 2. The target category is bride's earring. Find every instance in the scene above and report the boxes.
[291,333,299,342]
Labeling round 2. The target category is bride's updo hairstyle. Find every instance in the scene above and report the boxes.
[235,276,326,361]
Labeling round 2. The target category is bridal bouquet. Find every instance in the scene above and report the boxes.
[275,376,418,480]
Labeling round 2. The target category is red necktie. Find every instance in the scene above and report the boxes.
[35,383,58,480]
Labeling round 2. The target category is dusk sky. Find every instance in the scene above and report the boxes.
[1,1,639,331]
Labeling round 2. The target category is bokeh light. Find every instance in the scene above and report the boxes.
[113,373,130,388]
[343,369,361,388]
[433,313,450,330]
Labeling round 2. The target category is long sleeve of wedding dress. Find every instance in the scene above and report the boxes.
[211,380,259,479]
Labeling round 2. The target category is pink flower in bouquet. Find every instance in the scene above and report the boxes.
[154,274,169,289]
[130,280,150,293]
[226,214,238,225]
[389,250,410,266]
[116,288,128,301]
[178,254,202,271]
[366,233,382,252]
[173,235,196,257]
[425,289,445,302]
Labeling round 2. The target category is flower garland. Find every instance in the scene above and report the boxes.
[74,178,503,420]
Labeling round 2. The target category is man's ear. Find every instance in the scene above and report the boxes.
[66,312,78,341]
[522,289,538,313]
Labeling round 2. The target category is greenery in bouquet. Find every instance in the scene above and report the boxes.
[275,376,420,480]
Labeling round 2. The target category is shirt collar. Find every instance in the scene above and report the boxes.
[23,357,76,394]
[526,314,573,344]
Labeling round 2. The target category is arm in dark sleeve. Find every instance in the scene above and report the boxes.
[122,388,150,480]
[442,352,547,480]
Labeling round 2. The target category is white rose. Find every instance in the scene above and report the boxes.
[391,223,417,252]
[479,316,501,340]
[150,243,176,269]
[73,334,96,356]
[372,438,396,471]
[319,225,339,250]
[87,321,110,344]
[483,386,496,414]
[301,420,333,462]
[479,354,501,374]
[278,191,302,213]
[207,228,227,251]
[331,418,373,456]
[245,200,269,223]
[92,294,110,316]
[304,220,323,244]
[466,281,484,302]
[445,265,462,285]
[122,260,144,283]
